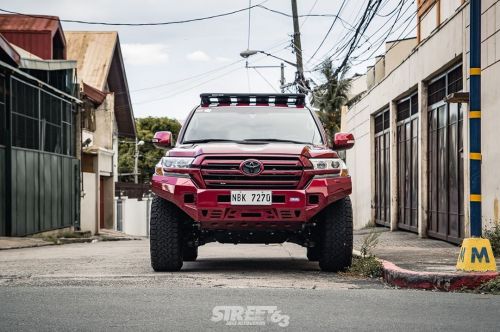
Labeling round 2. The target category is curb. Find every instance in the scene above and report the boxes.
[381,260,499,291]
[353,249,498,291]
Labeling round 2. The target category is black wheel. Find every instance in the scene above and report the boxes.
[306,247,320,261]
[318,197,353,272]
[183,246,198,261]
[150,196,183,272]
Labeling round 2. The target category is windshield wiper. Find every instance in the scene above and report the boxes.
[242,138,311,145]
[182,139,243,144]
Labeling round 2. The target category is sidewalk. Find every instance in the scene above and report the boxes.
[354,228,499,291]
[0,230,142,250]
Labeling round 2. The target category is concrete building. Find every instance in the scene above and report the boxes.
[343,0,499,244]
[66,31,136,235]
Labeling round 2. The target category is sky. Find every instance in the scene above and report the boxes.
[2,0,417,120]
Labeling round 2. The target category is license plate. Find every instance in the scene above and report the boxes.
[230,191,272,205]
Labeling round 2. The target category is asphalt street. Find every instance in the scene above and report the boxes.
[1,240,499,331]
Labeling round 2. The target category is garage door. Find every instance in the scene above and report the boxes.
[427,65,464,244]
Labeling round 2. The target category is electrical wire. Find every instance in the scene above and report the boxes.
[307,0,348,63]
[0,1,268,26]
[253,67,279,93]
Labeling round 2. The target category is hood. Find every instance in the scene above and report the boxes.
[167,142,337,159]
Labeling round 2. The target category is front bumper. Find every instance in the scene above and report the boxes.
[151,174,351,230]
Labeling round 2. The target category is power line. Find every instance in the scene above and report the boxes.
[307,0,348,63]
[253,68,278,93]
[300,0,320,28]
[130,40,290,93]
[0,1,268,26]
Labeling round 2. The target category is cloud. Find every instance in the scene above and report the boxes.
[122,43,169,65]
[186,50,211,62]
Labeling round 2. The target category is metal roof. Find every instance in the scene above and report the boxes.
[65,31,136,138]
[0,33,20,66]
[65,31,117,91]
[0,14,63,37]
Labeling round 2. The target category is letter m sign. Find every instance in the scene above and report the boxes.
[471,247,490,264]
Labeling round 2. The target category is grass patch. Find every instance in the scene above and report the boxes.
[41,231,90,244]
[348,256,383,278]
[476,277,500,295]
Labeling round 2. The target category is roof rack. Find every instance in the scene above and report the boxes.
[200,93,305,107]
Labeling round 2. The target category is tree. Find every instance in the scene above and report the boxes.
[310,59,352,140]
[119,117,182,183]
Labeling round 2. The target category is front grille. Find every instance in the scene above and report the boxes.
[200,156,303,189]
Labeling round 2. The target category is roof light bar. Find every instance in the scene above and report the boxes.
[200,93,305,107]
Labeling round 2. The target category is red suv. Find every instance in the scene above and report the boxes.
[150,93,354,272]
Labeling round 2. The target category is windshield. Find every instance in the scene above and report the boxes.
[182,106,323,145]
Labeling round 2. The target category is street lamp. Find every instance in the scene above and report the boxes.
[134,139,145,184]
[240,49,308,93]
[240,49,298,68]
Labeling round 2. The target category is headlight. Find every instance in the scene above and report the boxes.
[161,157,194,169]
[155,157,194,176]
[310,158,349,177]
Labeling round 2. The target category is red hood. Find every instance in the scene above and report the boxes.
[167,142,337,158]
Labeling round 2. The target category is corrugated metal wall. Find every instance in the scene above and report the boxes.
[0,147,5,236]
[10,149,80,236]
[1,65,81,236]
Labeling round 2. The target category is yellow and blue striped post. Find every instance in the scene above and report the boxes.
[457,0,497,272]
[469,0,481,238]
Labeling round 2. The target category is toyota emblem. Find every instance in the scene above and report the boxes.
[240,159,264,176]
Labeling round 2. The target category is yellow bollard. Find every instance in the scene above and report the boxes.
[456,238,497,272]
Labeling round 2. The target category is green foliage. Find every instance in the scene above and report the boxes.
[484,222,500,257]
[349,256,383,278]
[119,117,182,183]
[310,59,352,139]
[477,277,500,295]
[360,229,381,258]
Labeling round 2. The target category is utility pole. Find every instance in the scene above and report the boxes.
[134,137,139,184]
[469,0,481,238]
[280,62,285,93]
[456,0,496,273]
[291,0,306,93]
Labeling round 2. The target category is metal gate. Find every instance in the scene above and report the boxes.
[396,94,419,232]
[0,68,80,236]
[374,109,391,227]
[427,65,464,244]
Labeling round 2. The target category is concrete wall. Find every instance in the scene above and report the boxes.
[344,1,500,232]
[81,172,97,234]
[92,94,115,150]
[385,38,417,74]
[117,197,151,237]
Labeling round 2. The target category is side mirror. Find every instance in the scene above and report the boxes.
[332,132,355,150]
[152,131,173,149]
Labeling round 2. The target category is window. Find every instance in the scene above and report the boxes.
[10,77,76,156]
[11,78,40,150]
[397,92,419,232]
[182,106,323,145]
[374,109,391,227]
[427,64,464,243]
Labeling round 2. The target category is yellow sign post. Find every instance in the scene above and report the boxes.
[456,238,497,272]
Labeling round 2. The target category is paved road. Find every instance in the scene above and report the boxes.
[1,240,499,331]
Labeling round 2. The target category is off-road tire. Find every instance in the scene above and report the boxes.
[318,197,353,272]
[307,247,320,261]
[150,197,183,271]
[183,246,198,261]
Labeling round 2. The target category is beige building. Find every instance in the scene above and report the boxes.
[343,0,499,244]
[66,31,136,234]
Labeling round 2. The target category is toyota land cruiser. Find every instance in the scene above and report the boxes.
[150,93,355,272]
